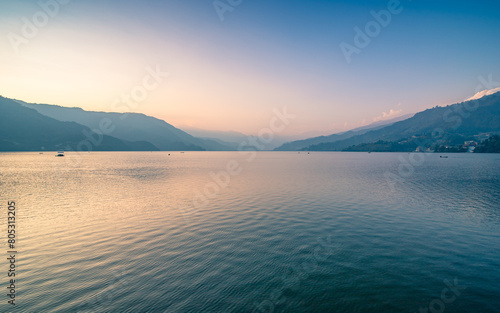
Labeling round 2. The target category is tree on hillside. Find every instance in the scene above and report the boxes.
[474,135,500,153]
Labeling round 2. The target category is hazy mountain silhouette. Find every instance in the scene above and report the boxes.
[303,92,500,151]
[182,127,248,150]
[182,127,315,150]
[0,96,157,152]
[274,114,413,151]
[17,100,233,151]
[4,90,499,153]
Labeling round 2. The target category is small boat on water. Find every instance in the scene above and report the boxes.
[440,155,448,158]
[55,151,65,157]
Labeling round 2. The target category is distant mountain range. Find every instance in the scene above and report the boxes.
[275,90,500,151]
[274,113,414,151]
[2,97,235,151]
[0,97,157,151]
[2,89,499,152]
[182,127,248,150]
[182,127,328,150]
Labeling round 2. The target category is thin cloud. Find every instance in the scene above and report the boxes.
[466,87,500,101]
[373,108,403,122]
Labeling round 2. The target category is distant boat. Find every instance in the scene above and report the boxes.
[55,151,64,157]
[440,155,448,158]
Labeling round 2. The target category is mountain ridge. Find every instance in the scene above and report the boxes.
[3,89,499,153]
[17,99,233,151]
[305,91,500,151]
[274,113,413,151]
[0,96,158,152]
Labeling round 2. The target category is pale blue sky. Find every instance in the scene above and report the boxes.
[1,0,499,134]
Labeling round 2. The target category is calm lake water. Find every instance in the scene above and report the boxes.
[1,152,499,312]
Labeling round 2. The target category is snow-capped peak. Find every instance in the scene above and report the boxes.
[466,87,500,101]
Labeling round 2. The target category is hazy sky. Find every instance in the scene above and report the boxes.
[1,0,500,135]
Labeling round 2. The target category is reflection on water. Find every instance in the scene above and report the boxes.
[0,152,499,312]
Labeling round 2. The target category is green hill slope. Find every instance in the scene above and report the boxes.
[0,97,158,152]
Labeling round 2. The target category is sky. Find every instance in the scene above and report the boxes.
[1,0,500,136]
